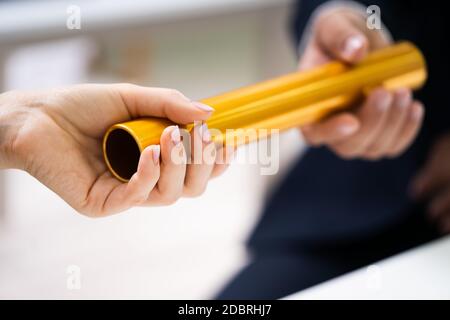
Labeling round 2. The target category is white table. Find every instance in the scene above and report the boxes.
[285,235,450,300]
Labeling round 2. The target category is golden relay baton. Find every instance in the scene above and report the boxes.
[103,41,427,182]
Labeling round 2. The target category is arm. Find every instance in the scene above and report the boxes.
[0,84,232,217]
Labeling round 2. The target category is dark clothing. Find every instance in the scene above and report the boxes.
[219,207,437,299]
[218,0,447,299]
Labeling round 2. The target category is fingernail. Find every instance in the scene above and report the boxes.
[192,101,214,113]
[339,123,358,136]
[170,125,181,145]
[412,103,424,120]
[201,123,211,143]
[152,145,160,165]
[343,35,365,59]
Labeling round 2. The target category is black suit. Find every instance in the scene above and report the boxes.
[218,0,447,299]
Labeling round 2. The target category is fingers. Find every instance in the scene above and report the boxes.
[147,125,187,205]
[365,88,413,158]
[101,145,160,214]
[113,84,214,124]
[302,88,424,161]
[335,89,423,160]
[128,124,234,206]
[315,11,369,62]
[211,145,235,178]
[298,40,335,71]
[387,101,424,156]
[301,113,360,146]
[329,88,393,158]
[183,123,216,197]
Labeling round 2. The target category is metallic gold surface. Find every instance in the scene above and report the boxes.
[104,42,427,182]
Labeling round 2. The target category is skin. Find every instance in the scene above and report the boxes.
[0,6,445,231]
[411,134,450,233]
[304,6,450,235]
[299,7,424,160]
[0,84,232,217]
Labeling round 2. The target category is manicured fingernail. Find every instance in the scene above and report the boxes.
[201,123,211,143]
[152,145,160,165]
[171,125,181,145]
[192,101,214,112]
[412,103,424,120]
[339,123,358,136]
[343,35,364,59]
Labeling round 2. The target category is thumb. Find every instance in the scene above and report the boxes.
[315,12,369,63]
[114,84,214,124]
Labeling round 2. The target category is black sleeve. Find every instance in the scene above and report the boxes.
[289,0,328,50]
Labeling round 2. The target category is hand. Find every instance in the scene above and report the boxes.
[0,84,233,217]
[299,6,424,160]
[411,133,450,233]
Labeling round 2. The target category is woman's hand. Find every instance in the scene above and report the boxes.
[299,6,424,160]
[0,84,232,217]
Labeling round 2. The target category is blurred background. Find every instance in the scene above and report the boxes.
[0,0,305,298]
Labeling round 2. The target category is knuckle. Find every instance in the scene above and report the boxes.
[130,195,148,206]
[183,184,207,198]
[158,192,180,205]
[76,205,107,219]
[166,88,186,101]
[115,82,136,92]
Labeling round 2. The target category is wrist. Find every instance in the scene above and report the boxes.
[0,91,30,170]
